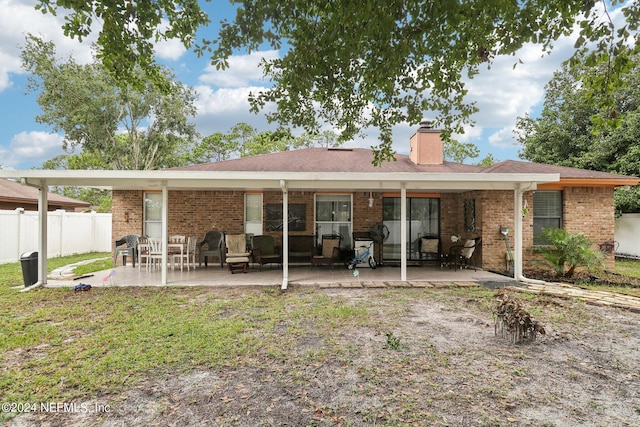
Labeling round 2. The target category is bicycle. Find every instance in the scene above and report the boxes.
[347,241,377,269]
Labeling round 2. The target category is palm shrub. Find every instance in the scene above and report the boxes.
[536,228,604,278]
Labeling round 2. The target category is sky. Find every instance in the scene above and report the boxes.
[0,0,627,170]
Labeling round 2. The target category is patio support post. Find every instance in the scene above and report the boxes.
[37,181,48,288]
[161,184,168,285]
[513,185,523,280]
[281,180,289,290]
[19,179,47,292]
[514,183,544,284]
[401,184,407,281]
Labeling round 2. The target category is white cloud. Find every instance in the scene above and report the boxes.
[488,126,520,149]
[155,38,187,61]
[0,0,96,93]
[1,131,65,169]
[198,50,279,88]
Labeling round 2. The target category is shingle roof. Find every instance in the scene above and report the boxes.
[0,179,90,208]
[483,160,636,180]
[173,147,637,184]
[173,147,484,173]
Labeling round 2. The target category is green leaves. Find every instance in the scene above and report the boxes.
[21,34,198,171]
[536,228,604,278]
[35,0,640,162]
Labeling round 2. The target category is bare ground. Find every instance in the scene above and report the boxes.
[7,285,640,427]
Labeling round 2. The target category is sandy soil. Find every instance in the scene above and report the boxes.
[7,286,640,427]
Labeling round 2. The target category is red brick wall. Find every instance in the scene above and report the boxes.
[112,190,385,250]
[112,186,616,271]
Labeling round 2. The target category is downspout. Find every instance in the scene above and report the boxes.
[514,183,545,285]
[280,180,289,290]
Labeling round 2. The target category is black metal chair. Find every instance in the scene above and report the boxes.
[449,237,482,271]
[419,235,441,266]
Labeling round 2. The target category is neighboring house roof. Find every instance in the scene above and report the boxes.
[172,147,485,173]
[0,179,90,210]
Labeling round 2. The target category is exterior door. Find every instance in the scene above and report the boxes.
[382,197,439,261]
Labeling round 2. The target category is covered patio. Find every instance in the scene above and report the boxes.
[47,262,514,289]
[2,167,557,291]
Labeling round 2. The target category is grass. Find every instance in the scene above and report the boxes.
[1,254,640,423]
[615,259,640,278]
[0,253,382,415]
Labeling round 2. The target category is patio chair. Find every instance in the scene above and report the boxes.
[146,237,163,270]
[225,233,251,273]
[311,236,341,269]
[419,235,441,267]
[449,237,482,271]
[181,236,198,270]
[169,235,186,270]
[251,235,282,270]
[113,234,139,267]
[199,231,225,268]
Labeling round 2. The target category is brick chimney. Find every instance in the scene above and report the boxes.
[409,120,443,165]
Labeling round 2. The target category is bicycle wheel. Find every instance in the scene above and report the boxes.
[368,256,377,269]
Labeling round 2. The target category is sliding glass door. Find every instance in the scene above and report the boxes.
[382,197,439,261]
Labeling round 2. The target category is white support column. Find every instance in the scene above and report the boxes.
[513,186,523,280]
[281,180,289,290]
[161,184,168,285]
[38,181,48,287]
[401,184,407,281]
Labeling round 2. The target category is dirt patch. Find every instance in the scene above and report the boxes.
[8,286,640,426]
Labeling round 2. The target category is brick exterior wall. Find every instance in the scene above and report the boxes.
[113,190,385,252]
[113,186,616,271]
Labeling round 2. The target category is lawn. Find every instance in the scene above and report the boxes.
[2,254,640,426]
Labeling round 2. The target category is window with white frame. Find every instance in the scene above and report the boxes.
[144,192,163,238]
[245,193,263,239]
[315,194,352,248]
[533,190,563,245]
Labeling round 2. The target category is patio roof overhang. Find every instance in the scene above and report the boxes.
[1,170,561,192]
[0,168,561,291]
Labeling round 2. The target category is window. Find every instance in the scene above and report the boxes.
[315,194,352,248]
[144,192,163,238]
[245,193,263,238]
[533,190,563,245]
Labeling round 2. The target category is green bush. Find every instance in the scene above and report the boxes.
[536,228,604,278]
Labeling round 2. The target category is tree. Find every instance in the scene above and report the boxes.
[21,35,198,170]
[190,123,343,163]
[42,154,112,212]
[516,54,640,213]
[35,0,640,165]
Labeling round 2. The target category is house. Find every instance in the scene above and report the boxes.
[2,123,637,288]
[0,178,90,211]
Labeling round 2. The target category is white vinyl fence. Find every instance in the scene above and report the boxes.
[0,209,112,264]
[615,213,640,259]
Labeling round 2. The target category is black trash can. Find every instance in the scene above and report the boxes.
[20,251,38,287]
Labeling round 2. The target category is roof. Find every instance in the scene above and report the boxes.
[0,148,636,192]
[172,147,484,173]
[484,160,639,187]
[0,179,90,208]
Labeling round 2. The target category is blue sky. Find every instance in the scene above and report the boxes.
[0,0,626,170]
